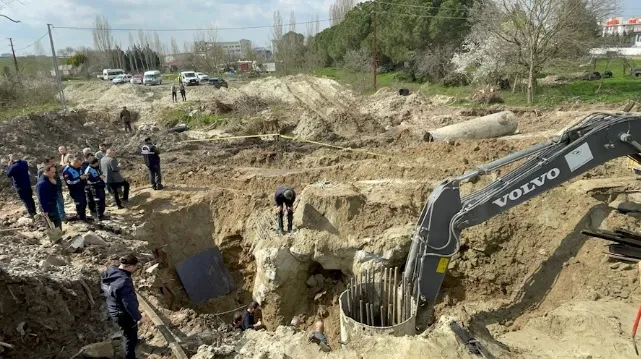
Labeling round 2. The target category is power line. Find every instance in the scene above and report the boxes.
[52,18,337,32]
[13,32,48,52]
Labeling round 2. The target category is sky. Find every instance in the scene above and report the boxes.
[0,0,639,57]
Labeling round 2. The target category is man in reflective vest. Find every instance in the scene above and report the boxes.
[63,156,90,221]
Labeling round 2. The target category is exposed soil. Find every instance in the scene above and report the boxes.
[1,75,640,358]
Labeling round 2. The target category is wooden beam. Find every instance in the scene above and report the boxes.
[138,295,188,359]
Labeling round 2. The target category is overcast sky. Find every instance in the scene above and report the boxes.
[0,0,640,56]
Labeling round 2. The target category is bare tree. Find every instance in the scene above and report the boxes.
[33,40,45,57]
[289,10,296,33]
[170,37,180,55]
[330,0,355,25]
[472,0,618,104]
[92,16,115,68]
[272,11,283,63]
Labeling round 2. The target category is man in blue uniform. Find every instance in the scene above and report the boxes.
[36,164,62,229]
[85,158,109,220]
[100,254,142,359]
[63,156,90,221]
[141,137,163,190]
[274,186,296,235]
[6,154,36,217]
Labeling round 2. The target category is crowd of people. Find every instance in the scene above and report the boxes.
[5,137,163,230]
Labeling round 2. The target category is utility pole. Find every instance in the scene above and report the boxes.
[372,0,377,92]
[47,24,67,110]
[8,38,19,73]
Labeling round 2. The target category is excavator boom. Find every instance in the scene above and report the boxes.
[405,113,641,310]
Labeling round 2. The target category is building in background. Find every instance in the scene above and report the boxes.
[0,53,11,58]
[254,47,273,61]
[217,39,252,59]
[602,17,641,36]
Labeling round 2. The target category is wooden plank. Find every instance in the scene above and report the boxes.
[138,295,188,359]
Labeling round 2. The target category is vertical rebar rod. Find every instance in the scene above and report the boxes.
[365,303,371,326]
[393,267,398,325]
[347,285,352,318]
[383,268,388,310]
[400,276,405,323]
[370,303,375,326]
[380,305,385,327]
[388,303,392,326]
[360,300,364,324]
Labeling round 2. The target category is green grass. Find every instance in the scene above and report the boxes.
[158,105,226,128]
[0,103,61,122]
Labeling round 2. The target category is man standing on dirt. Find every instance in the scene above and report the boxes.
[6,154,37,217]
[274,186,296,235]
[120,106,133,132]
[242,301,265,331]
[38,156,66,221]
[141,137,163,190]
[85,158,109,220]
[101,149,130,209]
[100,254,142,359]
[95,143,107,160]
[179,82,186,102]
[171,83,177,103]
[58,146,71,167]
[36,164,63,229]
[63,156,90,222]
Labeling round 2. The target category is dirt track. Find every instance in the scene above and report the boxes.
[0,75,640,358]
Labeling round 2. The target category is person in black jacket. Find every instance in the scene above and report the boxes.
[36,164,62,229]
[241,301,265,331]
[100,254,142,359]
[6,154,36,217]
[141,137,163,190]
[274,186,296,235]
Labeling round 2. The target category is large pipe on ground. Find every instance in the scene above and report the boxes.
[423,110,518,142]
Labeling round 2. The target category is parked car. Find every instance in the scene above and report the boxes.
[143,70,162,85]
[207,78,228,89]
[180,71,199,86]
[103,68,124,80]
[196,72,209,83]
[112,74,132,84]
[130,74,143,84]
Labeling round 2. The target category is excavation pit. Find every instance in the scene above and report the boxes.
[339,268,417,345]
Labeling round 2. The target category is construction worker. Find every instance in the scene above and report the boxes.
[38,156,66,221]
[6,154,36,217]
[179,82,186,102]
[309,320,331,352]
[241,301,265,331]
[274,186,296,235]
[101,149,130,209]
[85,158,109,220]
[63,156,90,221]
[36,164,62,229]
[95,143,107,160]
[171,83,177,103]
[100,254,142,359]
[141,137,163,190]
[120,106,133,132]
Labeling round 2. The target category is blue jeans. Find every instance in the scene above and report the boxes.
[56,192,66,218]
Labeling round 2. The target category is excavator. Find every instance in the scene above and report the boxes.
[403,112,641,353]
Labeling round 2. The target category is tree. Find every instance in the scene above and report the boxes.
[66,53,87,67]
[92,16,115,68]
[470,0,616,104]
[170,37,180,55]
[330,0,355,25]
[33,40,45,57]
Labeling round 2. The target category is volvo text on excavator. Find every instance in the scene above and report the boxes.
[404,112,641,312]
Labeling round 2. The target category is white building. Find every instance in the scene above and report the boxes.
[217,39,252,59]
[602,17,641,36]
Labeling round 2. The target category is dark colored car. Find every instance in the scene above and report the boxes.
[208,78,228,89]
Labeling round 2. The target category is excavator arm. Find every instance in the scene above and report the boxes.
[404,112,641,311]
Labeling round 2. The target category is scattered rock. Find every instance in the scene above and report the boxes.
[69,236,85,252]
[40,255,67,270]
[146,263,159,274]
[16,217,33,226]
[608,200,641,213]
[77,342,115,358]
[191,344,235,359]
[620,263,634,271]
[609,262,621,270]
[83,232,107,246]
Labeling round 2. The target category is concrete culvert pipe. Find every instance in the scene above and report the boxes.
[423,110,518,142]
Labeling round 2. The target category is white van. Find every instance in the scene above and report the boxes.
[102,69,124,80]
[180,71,199,86]
[143,70,162,86]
